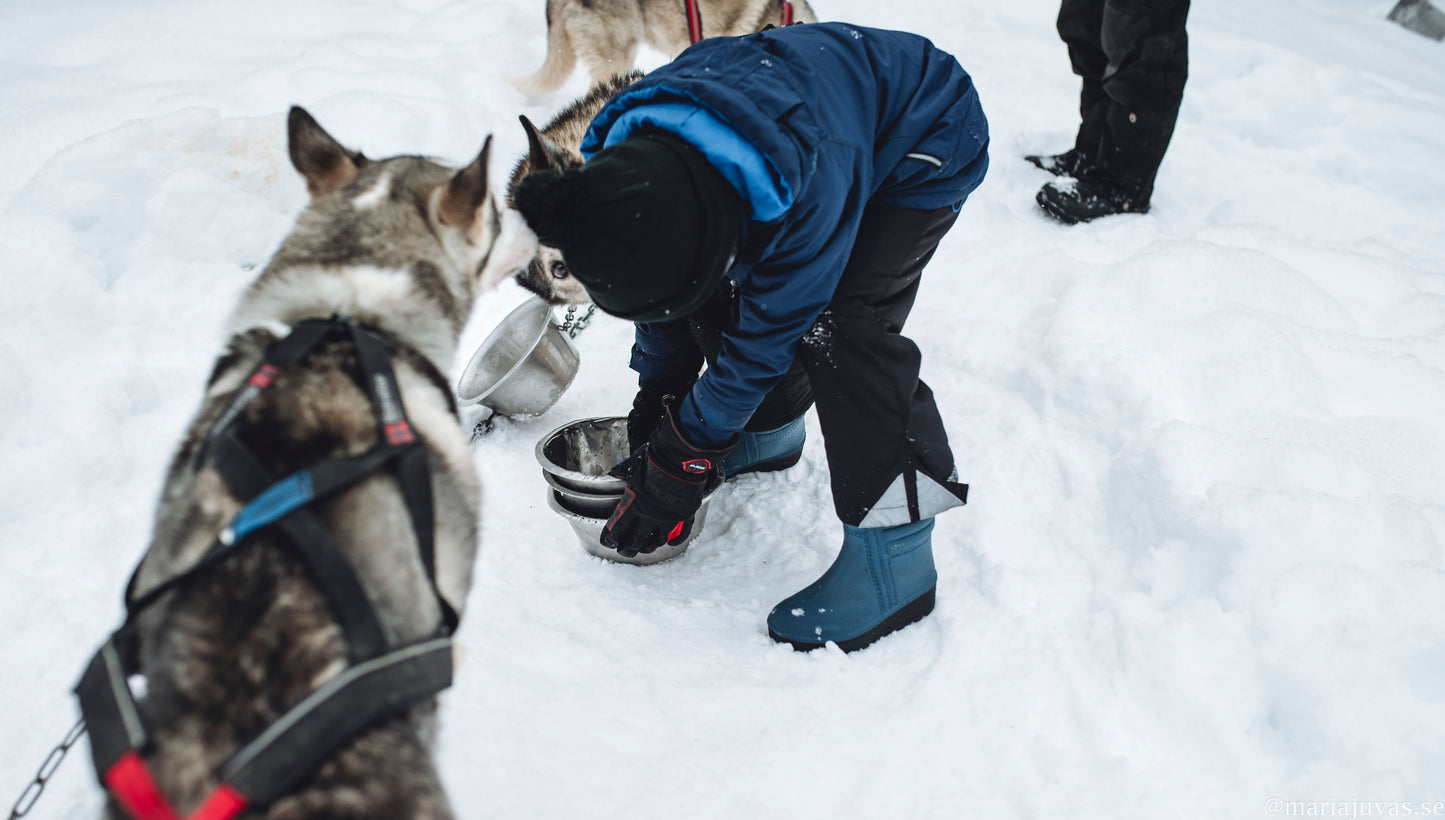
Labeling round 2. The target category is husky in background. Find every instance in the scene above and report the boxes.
[507,70,643,304]
[510,0,817,96]
[113,107,535,819]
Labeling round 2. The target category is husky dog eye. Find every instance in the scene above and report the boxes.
[549,260,570,279]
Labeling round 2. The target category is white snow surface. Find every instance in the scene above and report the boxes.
[2,0,1443,817]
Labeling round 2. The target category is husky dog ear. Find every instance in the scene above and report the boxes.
[287,107,366,198]
[438,136,493,242]
[520,115,574,172]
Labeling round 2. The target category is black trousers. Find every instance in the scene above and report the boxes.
[691,203,968,527]
[1058,0,1190,198]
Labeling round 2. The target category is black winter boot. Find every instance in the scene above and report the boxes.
[1036,177,1150,224]
[1024,149,1082,177]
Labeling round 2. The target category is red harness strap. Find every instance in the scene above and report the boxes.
[104,754,179,820]
[188,786,249,820]
[104,752,250,820]
[684,0,796,45]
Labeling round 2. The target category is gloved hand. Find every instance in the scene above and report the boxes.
[625,374,697,456]
[603,403,734,557]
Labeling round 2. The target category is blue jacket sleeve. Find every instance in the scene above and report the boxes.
[630,320,704,386]
[677,166,867,447]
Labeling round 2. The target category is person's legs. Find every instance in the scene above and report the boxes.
[768,203,967,652]
[1030,0,1107,174]
[1091,0,1191,197]
[796,204,967,526]
[1058,0,1110,168]
[1039,0,1191,221]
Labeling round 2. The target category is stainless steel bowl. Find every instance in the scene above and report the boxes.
[542,470,623,518]
[457,297,580,418]
[545,489,709,565]
[534,416,630,495]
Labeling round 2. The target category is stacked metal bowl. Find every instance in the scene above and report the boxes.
[535,416,710,565]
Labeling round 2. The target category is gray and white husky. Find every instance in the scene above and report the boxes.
[510,0,817,96]
[116,107,535,819]
[507,71,643,305]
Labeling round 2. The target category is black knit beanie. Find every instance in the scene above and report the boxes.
[512,130,743,323]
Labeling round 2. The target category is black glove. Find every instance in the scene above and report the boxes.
[602,404,734,557]
[625,374,697,456]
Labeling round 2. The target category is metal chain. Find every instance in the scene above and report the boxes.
[8,719,86,820]
[555,304,597,340]
[469,409,500,442]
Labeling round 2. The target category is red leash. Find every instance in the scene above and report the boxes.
[684,0,795,45]
[685,0,704,44]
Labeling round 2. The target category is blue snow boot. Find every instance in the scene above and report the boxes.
[767,518,937,653]
[722,416,806,479]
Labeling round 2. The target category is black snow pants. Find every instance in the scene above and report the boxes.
[689,203,969,528]
[1058,0,1191,199]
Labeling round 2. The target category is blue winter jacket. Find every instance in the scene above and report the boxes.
[579,22,990,446]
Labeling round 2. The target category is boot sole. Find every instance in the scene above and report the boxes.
[725,449,803,479]
[769,586,936,653]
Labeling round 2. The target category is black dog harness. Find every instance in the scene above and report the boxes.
[74,318,459,820]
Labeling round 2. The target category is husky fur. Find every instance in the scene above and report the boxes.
[510,0,817,96]
[114,107,536,820]
[506,71,643,305]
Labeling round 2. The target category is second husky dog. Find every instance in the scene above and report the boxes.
[511,0,817,96]
[95,107,536,819]
[507,71,643,304]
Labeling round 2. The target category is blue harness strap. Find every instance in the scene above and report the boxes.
[219,440,416,548]
[223,472,313,545]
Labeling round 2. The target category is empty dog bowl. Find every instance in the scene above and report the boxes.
[458,297,579,418]
[545,488,710,566]
[543,470,622,518]
[535,416,630,495]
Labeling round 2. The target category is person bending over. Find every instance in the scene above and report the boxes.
[515,21,989,652]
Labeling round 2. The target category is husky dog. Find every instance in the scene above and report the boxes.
[506,71,643,304]
[511,0,817,96]
[113,107,536,819]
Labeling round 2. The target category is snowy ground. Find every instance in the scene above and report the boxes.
[2,0,1443,817]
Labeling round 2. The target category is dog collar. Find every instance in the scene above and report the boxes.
[683,0,795,44]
